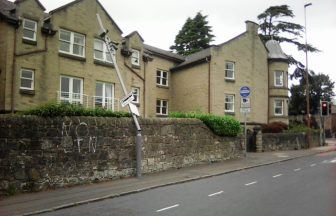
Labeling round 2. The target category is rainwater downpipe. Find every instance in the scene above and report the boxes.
[206,56,211,114]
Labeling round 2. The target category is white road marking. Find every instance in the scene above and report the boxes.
[321,160,329,164]
[156,204,179,212]
[208,191,223,197]
[330,159,336,163]
[310,163,316,167]
[294,168,301,172]
[273,174,283,178]
[245,181,258,186]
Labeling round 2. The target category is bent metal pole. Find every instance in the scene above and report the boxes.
[96,14,142,178]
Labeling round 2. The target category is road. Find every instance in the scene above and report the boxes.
[41,151,336,216]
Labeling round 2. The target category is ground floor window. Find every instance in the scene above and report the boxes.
[95,82,114,110]
[60,76,83,105]
[132,87,140,104]
[274,99,284,115]
[20,68,34,90]
[225,94,235,112]
[156,99,168,116]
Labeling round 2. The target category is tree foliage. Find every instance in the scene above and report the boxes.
[289,73,335,115]
[257,5,319,66]
[170,12,214,56]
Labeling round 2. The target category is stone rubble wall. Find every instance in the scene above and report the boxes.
[0,115,243,194]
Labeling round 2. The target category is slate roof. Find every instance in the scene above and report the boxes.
[0,0,19,24]
[265,40,288,60]
[171,47,212,71]
[144,44,185,62]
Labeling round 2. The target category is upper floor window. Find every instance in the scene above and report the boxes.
[225,94,235,112]
[23,19,37,41]
[156,99,168,116]
[274,71,284,87]
[132,87,140,104]
[156,70,168,86]
[59,29,85,57]
[94,39,115,63]
[274,99,284,116]
[225,61,235,80]
[20,69,34,90]
[131,49,140,66]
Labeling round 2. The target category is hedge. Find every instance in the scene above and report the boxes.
[169,112,242,137]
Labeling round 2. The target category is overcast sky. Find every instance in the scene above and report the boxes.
[29,0,336,89]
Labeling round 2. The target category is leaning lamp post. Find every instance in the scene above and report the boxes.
[96,14,142,178]
[304,3,312,147]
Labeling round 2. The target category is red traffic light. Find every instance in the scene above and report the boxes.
[321,101,329,116]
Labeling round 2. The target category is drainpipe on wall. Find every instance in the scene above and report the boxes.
[206,57,211,114]
[143,60,146,117]
[11,28,18,113]
[267,61,270,124]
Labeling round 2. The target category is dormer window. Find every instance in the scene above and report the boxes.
[131,49,140,66]
[23,19,37,42]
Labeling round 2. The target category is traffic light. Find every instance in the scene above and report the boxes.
[321,101,328,116]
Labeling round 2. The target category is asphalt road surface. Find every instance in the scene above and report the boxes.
[41,151,336,216]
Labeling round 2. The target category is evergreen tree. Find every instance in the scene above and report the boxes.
[289,72,335,115]
[257,5,319,66]
[170,12,214,56]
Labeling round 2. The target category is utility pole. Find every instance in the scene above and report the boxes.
[96,14,142,178]
[304,3,312,147]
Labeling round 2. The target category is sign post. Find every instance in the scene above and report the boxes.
[240,86,251,158]
[96,14,142,177]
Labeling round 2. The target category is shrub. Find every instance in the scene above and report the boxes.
[169,112,242,137]
[262,121,288,133]
[20,102,131,118]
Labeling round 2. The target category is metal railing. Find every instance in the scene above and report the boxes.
[92,96,120,111]
[57,91,89,107]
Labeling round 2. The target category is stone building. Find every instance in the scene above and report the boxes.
[0,0,289,124]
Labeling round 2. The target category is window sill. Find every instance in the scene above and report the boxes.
[94,59,115,68]
[22,38,37,45]
[225,111,235,116]
[59,52,86,62]
[131,64,141,70]
[20,89,35,95]
[156,85,169,89]
[225,78,235,82]
[156,114,168,117]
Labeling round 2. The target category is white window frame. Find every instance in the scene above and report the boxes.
[156,99,168,116]
[94,39,115,63]
[274,99,284,116]
[132,87,140,104]
[20,69,34,90]
[59,29,85,57]
[60,76,84,104]
[23,19,37,41]
[131,49,140,66]
[156,69,168,86]
[225,94,235,112]
[274,70,284,87]
[225,61,235,80]
[95,82,115,110]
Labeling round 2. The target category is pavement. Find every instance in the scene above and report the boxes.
[1,139,336,216]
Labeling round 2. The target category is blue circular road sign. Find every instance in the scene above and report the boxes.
[240,86,250,97]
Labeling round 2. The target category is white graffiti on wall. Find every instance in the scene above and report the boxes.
[61,121,98,154]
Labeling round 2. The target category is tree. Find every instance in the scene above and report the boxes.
[170,12,214,56]
[257,5,319,66]
[289,72,335,115]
